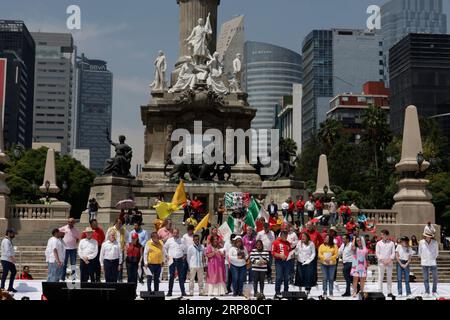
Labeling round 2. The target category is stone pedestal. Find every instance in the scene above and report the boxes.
[82,176,142,224]
[262,180,306,205]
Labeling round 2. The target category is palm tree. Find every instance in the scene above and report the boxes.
[318,118,343,151]
[361,105,392,177]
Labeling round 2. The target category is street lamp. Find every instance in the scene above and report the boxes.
[62,181,68,191]
[417,152,425,171]
[323,184,329,201]
[31,181,37,203]
[44,180,50,204]
[13,146,22,160]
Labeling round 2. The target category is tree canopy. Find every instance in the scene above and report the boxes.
[5,147,96,218]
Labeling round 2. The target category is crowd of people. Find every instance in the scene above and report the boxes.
[0,195,443,300]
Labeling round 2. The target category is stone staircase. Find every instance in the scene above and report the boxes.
[3,245,450,282]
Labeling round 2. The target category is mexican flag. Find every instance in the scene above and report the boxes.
[224,192,250,209]
[248,198,269,223]
[218,215,235,240]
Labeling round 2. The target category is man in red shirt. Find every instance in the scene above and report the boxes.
[315,198,323,217]
[339,202,351,225]
[287,197,295,224]
[272,230,292,297]
[345,217,357,235]
[81,219,105,282]
[295,195,305,226]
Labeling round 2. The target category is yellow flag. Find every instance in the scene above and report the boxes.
[171,180,187,209]
[194,213,210,233]
[154,202,175,220]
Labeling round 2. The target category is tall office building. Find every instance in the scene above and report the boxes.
[216,15,245,79]
[301,29,384,146]
[0,20,35,149]
[244,41,302,131]
[32,32,75,154]
[381,0,447,83]
[389,33,450,146]
[74,54,112,174]
[275,84,303,151]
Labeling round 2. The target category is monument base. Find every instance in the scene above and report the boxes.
[82,176,142,224]
[262,179,306,205]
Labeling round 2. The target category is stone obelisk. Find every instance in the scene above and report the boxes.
[314,154,335,198]
[0,81,10,234]
[177,0,220,60]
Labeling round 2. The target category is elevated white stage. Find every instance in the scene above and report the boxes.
[8,280,450,301]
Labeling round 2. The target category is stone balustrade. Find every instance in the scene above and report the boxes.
[9,203,71,220]
[363,209,398,224]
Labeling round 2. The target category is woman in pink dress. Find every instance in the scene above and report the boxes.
[351,236,368,297]
[205,235,227,296]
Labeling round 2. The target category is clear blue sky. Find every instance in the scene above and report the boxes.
[2,0,449,169]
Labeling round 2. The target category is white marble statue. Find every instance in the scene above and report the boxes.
[206,52,228,95]
[185,13,213,65]
[150,50,167,91]
[230,53,243,93]
[168,56,207,93]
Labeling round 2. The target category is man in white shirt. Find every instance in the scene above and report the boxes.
[281,200,289,222]
[338,234,353,296]
[419,231,439,297]
[164,228,187,296]
[304,196,315,221]
[78,227,98,283]
[100,232,123,283]
[329,197,338,226]
[256,223,276,283]
[375,229,396,296]
[1,229,17,292]
[45,228,66,282]
[187,234,205,296]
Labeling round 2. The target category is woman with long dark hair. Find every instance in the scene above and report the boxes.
[318,234,338,297]
[295,232,316,294]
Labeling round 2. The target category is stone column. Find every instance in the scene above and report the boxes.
[392,105,435,227]
[40,148,60,199]
[313,154,335,198]
[177,0,220,59]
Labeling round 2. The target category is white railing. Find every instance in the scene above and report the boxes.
[9,204,70,219]
[363,209,398,224]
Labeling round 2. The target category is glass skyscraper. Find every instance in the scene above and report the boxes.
[244,41,302,130]
[381,0,447,83]
[301,29,384,147]
[0,20,35,149]
[389,33,450,148]
[32,32,75,154]
[74,54,112,174]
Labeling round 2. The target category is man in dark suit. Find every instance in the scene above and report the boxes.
[267,199,278,218]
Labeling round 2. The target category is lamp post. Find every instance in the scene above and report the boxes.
[44,180,50,204]
[416,152,425,178]
[323,184,329,202]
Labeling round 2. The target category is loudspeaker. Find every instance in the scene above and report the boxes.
[140,291,165,301]
[282,291,308,300]
[362,292,386,301]
[42,282,137,301]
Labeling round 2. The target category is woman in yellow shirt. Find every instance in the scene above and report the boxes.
[318,235,338,297]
